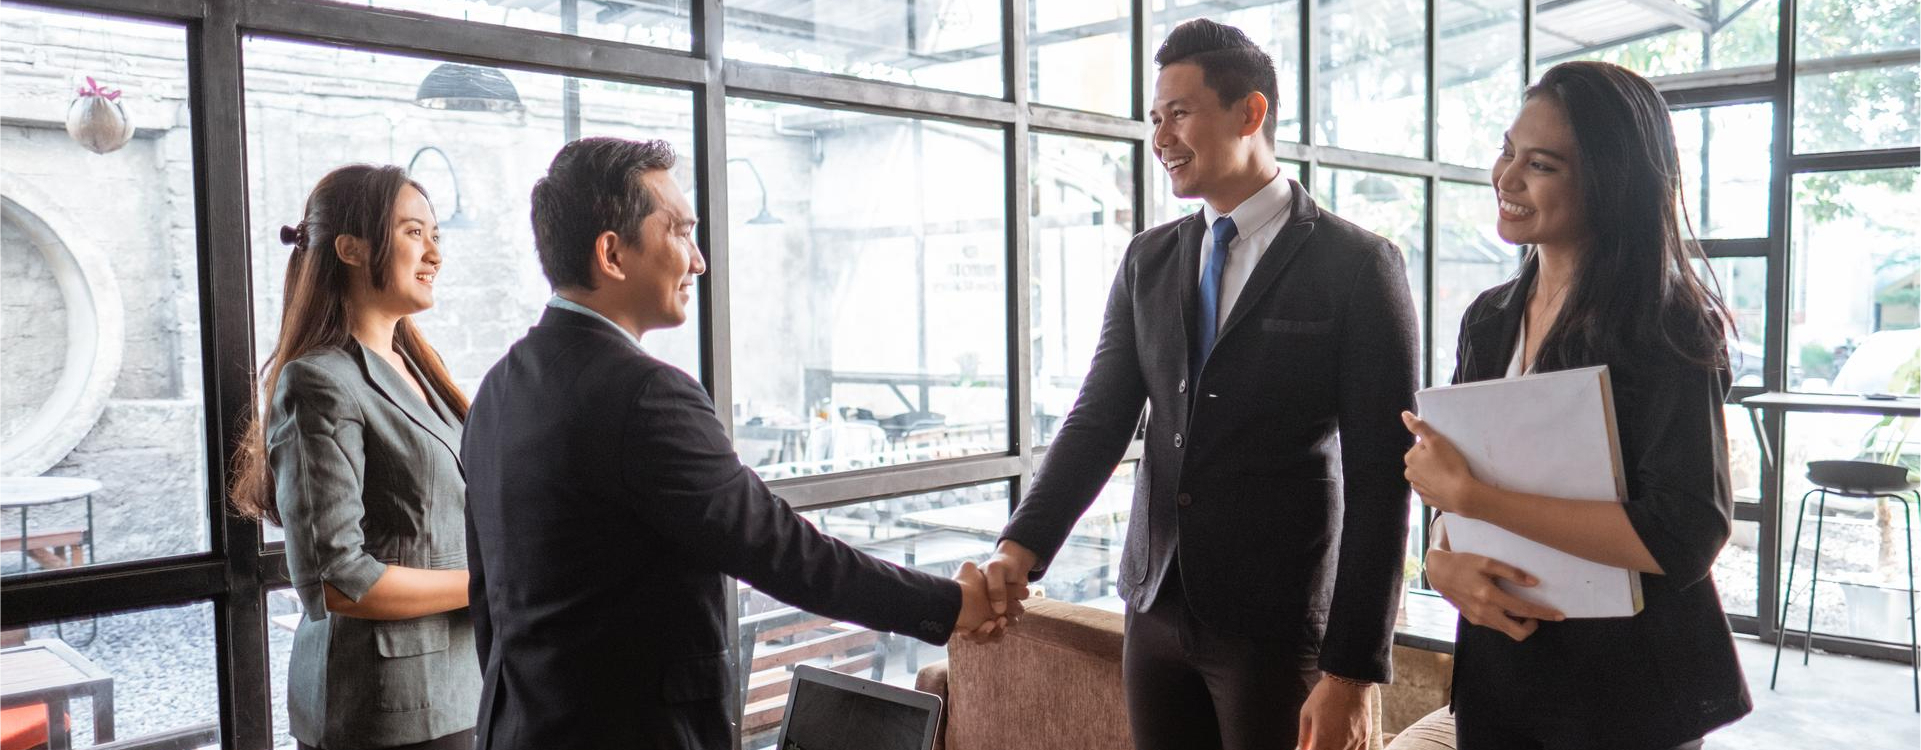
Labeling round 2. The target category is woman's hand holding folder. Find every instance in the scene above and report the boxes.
[1425,547,1566,641]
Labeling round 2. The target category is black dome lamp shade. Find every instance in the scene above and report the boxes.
[414,63,525,112]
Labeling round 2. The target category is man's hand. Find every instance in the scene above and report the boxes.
[1425,547,1563,641]
[964,540,1037,643]
[1296,677,1370,750]
[952,561,1006,636]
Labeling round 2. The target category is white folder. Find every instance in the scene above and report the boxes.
[1415,365,1643,618]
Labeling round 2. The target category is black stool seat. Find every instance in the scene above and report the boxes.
[1807,460,1921,496]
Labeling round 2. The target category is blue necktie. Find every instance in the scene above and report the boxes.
[1195,215,1238,372]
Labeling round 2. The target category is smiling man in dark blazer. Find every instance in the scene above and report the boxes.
[461,138,1000,750]
[981,19,1419,750]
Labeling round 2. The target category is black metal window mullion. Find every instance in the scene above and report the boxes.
[1007,0,1036,505]
[1753,0,1798,645]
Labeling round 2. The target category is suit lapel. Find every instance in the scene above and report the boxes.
[1175,213,1206,372]
[1216,181,1319,345]
[356,343,465,470]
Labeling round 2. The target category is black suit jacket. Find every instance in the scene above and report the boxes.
[462,308,963,750]
[1447,258,1752,745]
[1002,183,1419,682]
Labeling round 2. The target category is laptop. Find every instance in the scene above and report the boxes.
[775,665,942,750]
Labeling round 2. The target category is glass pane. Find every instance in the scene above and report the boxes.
[736,482,1009,749]
[1714,519,1759,618]
[269,586,297,748]
[1543,0,1778,78]
[1437,0,1523,168]
[1,7,210,572]
[1779,412,1921,644]
[1048,461,1136,611]
[1,602,219,748]
[1700,256,1768,387]
[726,0,1003,98]
[1032,134,1135,448]
[1030,0,1133,116]
[1152,160,1299,228]
[1672,103,1773,239]
[1795,0,1919,153]
[726,100,1008,477]
[1723,402,1764,508]
[1435,181,1522,384]
[1316,0,1427,158]
[1150,0,1303,144]
[1313,169,1428,350]
[1786,169,1919,393]
[243,39,701,392]
[305,0,691,51]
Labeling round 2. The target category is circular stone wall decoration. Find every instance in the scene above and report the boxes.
[1,176,124,476]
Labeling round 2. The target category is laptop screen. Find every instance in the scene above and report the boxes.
[777,665,940,750]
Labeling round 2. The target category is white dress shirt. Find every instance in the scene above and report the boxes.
[1199,170,1294,336]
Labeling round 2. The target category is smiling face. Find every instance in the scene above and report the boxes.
[1151,61,1264,204]
[628,169,705,331]
[1491,96,1590,251]
[361,184,440,316]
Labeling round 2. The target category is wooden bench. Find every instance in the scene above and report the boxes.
[0,529,87,570]
[737,607,889,743]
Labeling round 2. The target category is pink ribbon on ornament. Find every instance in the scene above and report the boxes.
[78,76,121,101]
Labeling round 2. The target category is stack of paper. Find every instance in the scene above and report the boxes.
[1416,365,1642,618]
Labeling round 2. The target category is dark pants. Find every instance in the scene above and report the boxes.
[299,728,474,750]
[1123,570,1321,750]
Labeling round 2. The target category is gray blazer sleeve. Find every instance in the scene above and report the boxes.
[270,358,389,617]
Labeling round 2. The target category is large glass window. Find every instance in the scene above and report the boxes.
[1,7,210,573]
[1434,180,1520,382]
[243,39,701,397]
[1779,411,1921,644]
[1030,0,1134,116]
[1317,0,1427,158]
[1437,0,1524,167]
[1031,134,1135,447]
[726,0,1004,98]
[1673,103,1774,240]
[1151,0,1304,144]
[726,100,1008,478]
[1786,168,1918,393]
[1792,0,1919,153]
[309,0,692,51]
[0,603,220,748]
[1547,0,1779,78]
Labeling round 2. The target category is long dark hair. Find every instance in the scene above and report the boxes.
[1524,61,1732,372]
[230,164,470,525]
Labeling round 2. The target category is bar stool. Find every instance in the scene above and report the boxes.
[1770,459,1919,711]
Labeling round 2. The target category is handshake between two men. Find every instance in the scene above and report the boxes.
[950,540,1042,643]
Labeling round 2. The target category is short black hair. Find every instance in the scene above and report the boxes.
[1154,18,1279,143]
[530,137,677,290]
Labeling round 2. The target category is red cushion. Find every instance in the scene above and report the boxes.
[0,703,54,750]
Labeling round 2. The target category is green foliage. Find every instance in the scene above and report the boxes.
[1800,341,1837,381]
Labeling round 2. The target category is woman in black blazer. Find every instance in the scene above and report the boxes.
[1400,61,1752,749]
[230,165,479,750]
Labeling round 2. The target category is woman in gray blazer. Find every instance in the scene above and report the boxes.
[231,164,480,750]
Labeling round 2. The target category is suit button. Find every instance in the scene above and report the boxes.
[1178,378,1187,394]
[1173,433,1184,448]
[1177,493,1193,507]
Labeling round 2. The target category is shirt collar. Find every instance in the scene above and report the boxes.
[1201,169,1291,239]
[546,294,645,352]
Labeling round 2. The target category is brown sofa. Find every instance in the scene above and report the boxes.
[914,598,1421,750]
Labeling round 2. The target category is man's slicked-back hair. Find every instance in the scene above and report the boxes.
[1154,18,1280,143]
[531,136,677,290]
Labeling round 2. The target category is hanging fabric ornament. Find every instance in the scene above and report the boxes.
[66,77,134,155]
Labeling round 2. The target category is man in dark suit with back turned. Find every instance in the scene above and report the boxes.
[981,19,1419,750]
[461,138,1002,750]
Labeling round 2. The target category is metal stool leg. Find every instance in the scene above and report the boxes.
[1805,489,1831,666]
[1773,488,1818,689]
[1904,492,1918,713]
